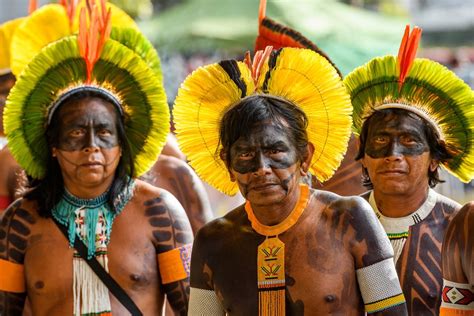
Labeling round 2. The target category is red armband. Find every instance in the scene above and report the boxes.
[0,195,12,210]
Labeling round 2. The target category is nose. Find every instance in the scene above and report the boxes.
[384,141,403,161]
[253,153,271,176]
[83,130,99,152]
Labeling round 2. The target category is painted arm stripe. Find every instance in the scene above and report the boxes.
[365,293,406,313]
[189,287,225,316]
[0,258,25,293]
[356,257,404,306]
[157,243,192,284]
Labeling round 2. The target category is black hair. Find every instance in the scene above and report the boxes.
[23,90,134,217]
[219,95,309,167]
[356,108,452,189]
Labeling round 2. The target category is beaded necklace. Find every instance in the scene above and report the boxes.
[244,183,310,316]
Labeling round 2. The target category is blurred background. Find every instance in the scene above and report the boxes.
[1,0,473,212]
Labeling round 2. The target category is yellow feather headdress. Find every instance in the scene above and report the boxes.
[173,47,352,195]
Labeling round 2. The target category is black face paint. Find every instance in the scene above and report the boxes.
[56,98,119,152]
[229,124,299,174]
[365,113,430,159]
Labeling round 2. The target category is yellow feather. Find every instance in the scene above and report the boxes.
[0,18,25,74]
[174,63,254,195]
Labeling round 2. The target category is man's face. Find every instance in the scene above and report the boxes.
[52,97,121,191]
[228,122,304,207]
[0,74,16,135]
[361,112,437,196]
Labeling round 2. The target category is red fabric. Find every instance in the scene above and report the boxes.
[0,195,12,210]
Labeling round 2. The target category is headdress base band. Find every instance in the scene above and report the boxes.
[47,85,123,125]
[374,102,443,140]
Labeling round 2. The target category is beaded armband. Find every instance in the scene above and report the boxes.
[440,279,474,315]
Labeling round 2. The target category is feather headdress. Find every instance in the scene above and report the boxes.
[173,46,352,195]
[4,1,168,179]
[10,0,137,77]
[255,0,341,77]
[345,25,474,182]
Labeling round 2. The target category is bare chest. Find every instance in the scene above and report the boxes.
[24,217,159,314]
[209,226,362,315]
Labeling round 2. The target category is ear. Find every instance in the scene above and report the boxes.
[429,159,439,172]
[220,148,236,182]
[300,142,315,176]
[52,147,58,157]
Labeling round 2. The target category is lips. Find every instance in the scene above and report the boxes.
[378,169,407,175]
[81,161,103,167]
[250,183,279,191]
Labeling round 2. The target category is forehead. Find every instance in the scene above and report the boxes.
[368,111,426,136]
[232,122,292,147]
[57,97,118,125]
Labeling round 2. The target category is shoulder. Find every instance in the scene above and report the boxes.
[0,198,39,263]
[315,189,375,222]
[1,197,39,223]
[435,191,462,212]
[194,206,245,247]
[132,179,180,206]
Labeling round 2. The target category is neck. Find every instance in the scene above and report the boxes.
[250,185,301,226]
[373,186,430,218]
[64,178,114,200]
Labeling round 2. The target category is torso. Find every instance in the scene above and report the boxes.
[362,191,460,315]
[4,180,191,316]
[196,190,376,316]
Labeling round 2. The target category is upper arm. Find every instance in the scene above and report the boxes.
[143,187,193,315]
[152,156,213,234]
[442,202,474,284]
[188,223,226,316]
[345,197,393,267]
[0,200,34,315]
[342,197,407,315]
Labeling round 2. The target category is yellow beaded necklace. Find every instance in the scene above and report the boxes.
[244,183,310,316]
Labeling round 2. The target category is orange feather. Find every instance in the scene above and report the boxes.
[258,0,267,23]
[28,0,38,15]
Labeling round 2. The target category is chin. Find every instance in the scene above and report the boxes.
[247,188,287,206]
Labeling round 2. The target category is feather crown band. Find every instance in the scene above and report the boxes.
[4,1,169,179]
[345,25,474,182]
[173,46,352,195]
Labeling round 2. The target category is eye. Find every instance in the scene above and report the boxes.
[373,136,388,144]
[69,129,84,137]
[98,129,112,136]
[239,152,254,160]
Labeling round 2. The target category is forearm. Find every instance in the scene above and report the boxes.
[370,303,408,315]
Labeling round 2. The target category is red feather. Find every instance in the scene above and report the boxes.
[397,25,422,91]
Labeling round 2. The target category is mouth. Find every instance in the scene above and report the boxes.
[81,162,103,167]
[379,169,406,175]
[250,183,279,191]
